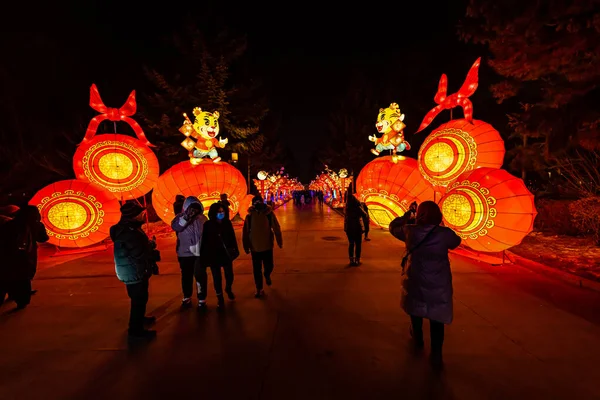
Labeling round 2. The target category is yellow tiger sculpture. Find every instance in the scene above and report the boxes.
[368,103,411,163]
[180,107,228,164]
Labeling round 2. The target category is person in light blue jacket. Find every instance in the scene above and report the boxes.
[171,196,208,308]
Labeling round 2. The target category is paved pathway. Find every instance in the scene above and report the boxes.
[1,203,600,399]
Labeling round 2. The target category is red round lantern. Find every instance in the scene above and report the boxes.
[152,161,248,224]
[439,167,537,252]
[238,194,255,221]
[418,119,505,188]
[355,156,435,228]
[73,134,160,200]
[29,179,121,248]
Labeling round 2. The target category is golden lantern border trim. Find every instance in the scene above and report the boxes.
[81,140,150,193]
[37,190,106,240]
[443,180,497,240]
[418,127,479,187]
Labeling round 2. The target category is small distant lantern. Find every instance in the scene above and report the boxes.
[231,152,239,163]
[257,171,268,180]
[339,169,349,178]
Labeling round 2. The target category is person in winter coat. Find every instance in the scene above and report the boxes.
[0,205,48,309]
[242,196,283,298]
[389,200,460,369]
[110,203,157,339]
[403,201,418,225]
[344,194,367,266]
[171,196,208,309]
[361,202,371,241]
[200,203,239,309]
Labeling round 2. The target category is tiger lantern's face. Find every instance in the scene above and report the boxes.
[192,108,220,140]
[375,103,406,135]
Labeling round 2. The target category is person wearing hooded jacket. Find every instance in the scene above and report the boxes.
[110,203,157,339]
[242,196,283,298]
[200,202,239,309]
[171,196,208,308]
[0,205,49,309]
[389,200,461,369]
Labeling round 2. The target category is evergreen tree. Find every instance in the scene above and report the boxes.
[142,25,268,166]
[459,0,600,169]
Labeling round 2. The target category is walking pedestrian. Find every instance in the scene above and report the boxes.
[389,201,461,370]
[171,196,208,309]
[344,194,367,266]
[110,203,158,339]
[0,206,49,310]
[200,203,239,310]
[242,196,283,298]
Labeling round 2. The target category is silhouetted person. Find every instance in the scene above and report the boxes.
[200,203,239,309]
[389,201,461,370]
[110,203,157,339]
[0,206,48,309]
[171,197,207,309]
[361,202,371,241]
[243,196,283,298]
[344,194,367,266]
[218,193,231,220]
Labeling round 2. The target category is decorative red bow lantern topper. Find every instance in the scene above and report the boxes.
[79,84,154,147]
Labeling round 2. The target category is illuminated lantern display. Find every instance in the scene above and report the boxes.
[439,168,536,252]
[238,194,255,220]
[152,161,247,224]
[74,134,159,201]
[74,84,159,200]
[355,156,434,228]
[416,58,481,133]
[29,179,121,248]
[369,102,411,163]
[179,107,228,165]
[417,119,505,188]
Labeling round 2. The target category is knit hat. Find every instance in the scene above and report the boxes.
[120,202,146,219]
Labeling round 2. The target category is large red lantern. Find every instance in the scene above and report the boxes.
[74,134,159,200]
[355,156,434,228]
[418,119,505,189]
[439,168,537,252]
[73,84,159,200]
[152,161,248,224]
[29,179,121,248]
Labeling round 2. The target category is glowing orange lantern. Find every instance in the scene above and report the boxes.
[74,134,159,200]
[152,161,247,224]
[355,156,435,228]
[417,119,505,189]
[29,179,121,248]
[238,194,255,221]
[74,84,159,200]
[439,168,536,252]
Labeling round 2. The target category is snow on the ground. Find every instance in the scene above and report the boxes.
[511,232,600,282]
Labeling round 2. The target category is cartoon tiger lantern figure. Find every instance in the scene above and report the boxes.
[368,102,411,163]
[179,107,228,165]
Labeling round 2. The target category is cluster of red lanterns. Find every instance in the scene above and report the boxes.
[356,58,537,253]
[29,85,252,248]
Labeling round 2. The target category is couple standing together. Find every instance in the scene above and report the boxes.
[172,195,283,310]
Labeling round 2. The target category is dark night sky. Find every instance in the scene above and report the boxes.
[4,0,503,182]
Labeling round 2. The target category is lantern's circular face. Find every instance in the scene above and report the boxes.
[418,127,474,187]
[339,168,349,178]
[440,182,496,238]
[73,134,160,200]
[98,153,134,180]
[29,180,121,248]
[418,119,505,188]
[257,171,268,180]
